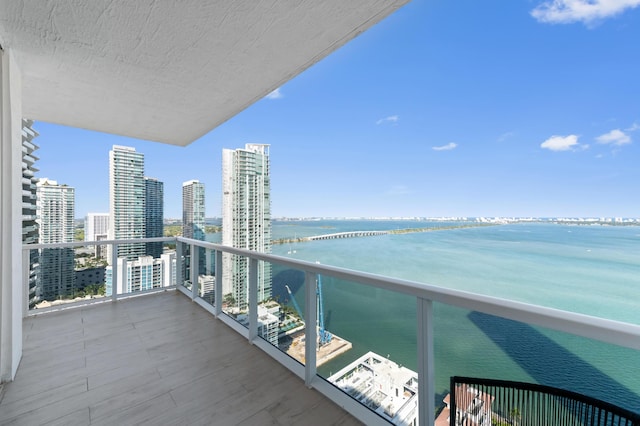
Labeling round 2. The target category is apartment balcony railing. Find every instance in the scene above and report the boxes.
[22,237,640,426]
[449,376,640,426]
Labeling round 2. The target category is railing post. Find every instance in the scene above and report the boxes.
[191,243,199,300]
[248,257,258,342]
[175,239,183,287]
[111,243,118,301]
[214,250,223,316]
[417,296,435,426]
[22,248,29,316]
[304,271,317,387]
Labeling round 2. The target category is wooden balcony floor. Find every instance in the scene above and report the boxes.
[0,291,361,426]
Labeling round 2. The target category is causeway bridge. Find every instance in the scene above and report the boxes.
[306,230,388,241]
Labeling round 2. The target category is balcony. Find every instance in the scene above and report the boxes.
[0,290,359,425]
[7,237,640,425]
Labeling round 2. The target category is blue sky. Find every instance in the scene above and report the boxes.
[35,0,640,219]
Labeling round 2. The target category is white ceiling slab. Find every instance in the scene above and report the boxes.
[0,0,409,146]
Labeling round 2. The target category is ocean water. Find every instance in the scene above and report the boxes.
[265,220,640,413]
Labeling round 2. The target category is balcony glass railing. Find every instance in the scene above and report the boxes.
[24,238,178,312]
[22,237,640,426]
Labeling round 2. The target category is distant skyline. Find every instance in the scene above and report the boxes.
[34,0,640,219]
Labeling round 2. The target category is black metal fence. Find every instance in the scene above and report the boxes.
[450,377,640,426]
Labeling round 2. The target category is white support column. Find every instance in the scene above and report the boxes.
[111,244,118,301]
[0,47,24,382]
[214,250,223,316]
[22,248,29,317]
[417,297,435,426]
[304,272,317,387]
[248,258,258,342]
[175,240,183,287]
[190,243,199,300]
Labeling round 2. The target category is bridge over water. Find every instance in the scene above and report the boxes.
[306,230,388,241]
[272,224,496,245]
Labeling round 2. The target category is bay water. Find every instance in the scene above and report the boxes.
[209,220,640,412]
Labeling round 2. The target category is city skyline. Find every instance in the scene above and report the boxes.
[32,1,640,219]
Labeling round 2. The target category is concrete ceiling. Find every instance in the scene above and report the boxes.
[0,0,409,146]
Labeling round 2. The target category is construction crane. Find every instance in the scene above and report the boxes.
[285,285,304,320]
[316,275,332,346]
[285,276,332,348]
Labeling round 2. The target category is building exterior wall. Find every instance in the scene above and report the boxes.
[21,119,40,308]
[145,177,164,258]
[182,179,205,278]
[105,252,175,296]
[182,180,205,240]
[74,267,106,290]
[36,178,75,301]
[108,145,145,261]
[221,144,272,311]
[85,212,109,258]
[85,213,109,241]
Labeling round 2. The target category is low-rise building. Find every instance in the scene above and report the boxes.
[328,351,419,426]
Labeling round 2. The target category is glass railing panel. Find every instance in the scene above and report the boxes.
[255,261,307,361]
[106,242,178,297]
[179,242,191,290]
[221,253,260,328]
[163,240,178,288]
[197,247,216,307]
[432,304,640,424]
[219,253,251,330]
[317,276,419,426]
[30,243,108,310]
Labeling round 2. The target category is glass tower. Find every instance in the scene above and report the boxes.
[36,178,75,300]
[182,180,206,277]
[222,144,272,311]
[109,145,145,261]
[182,180,205,241]
[145,177,164,258]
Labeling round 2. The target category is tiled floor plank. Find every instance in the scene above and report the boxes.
[0,291,361,425]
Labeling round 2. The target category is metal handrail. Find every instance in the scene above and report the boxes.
[171,237,640,352]
[450,376,640,426]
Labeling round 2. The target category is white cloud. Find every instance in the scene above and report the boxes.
[531,0,640,25]
[432,142,458,151]
[497,131,516,142]
[384,185,412,196]
[265,88,283,100]
[376,115,399,125]
[540,134,580,151]
[626,122,640,132]
[596,128,631,145]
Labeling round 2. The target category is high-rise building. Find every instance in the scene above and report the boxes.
[182,179,206,278]
[85,213,109,258]
[36,178,75,301]
[182,180,205,240]
[22,119,40,308]
[222,144,272,311]
[109,145,145,261]
[85,213,109,241]
[105,253,175,296]
[145,177,164,258]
